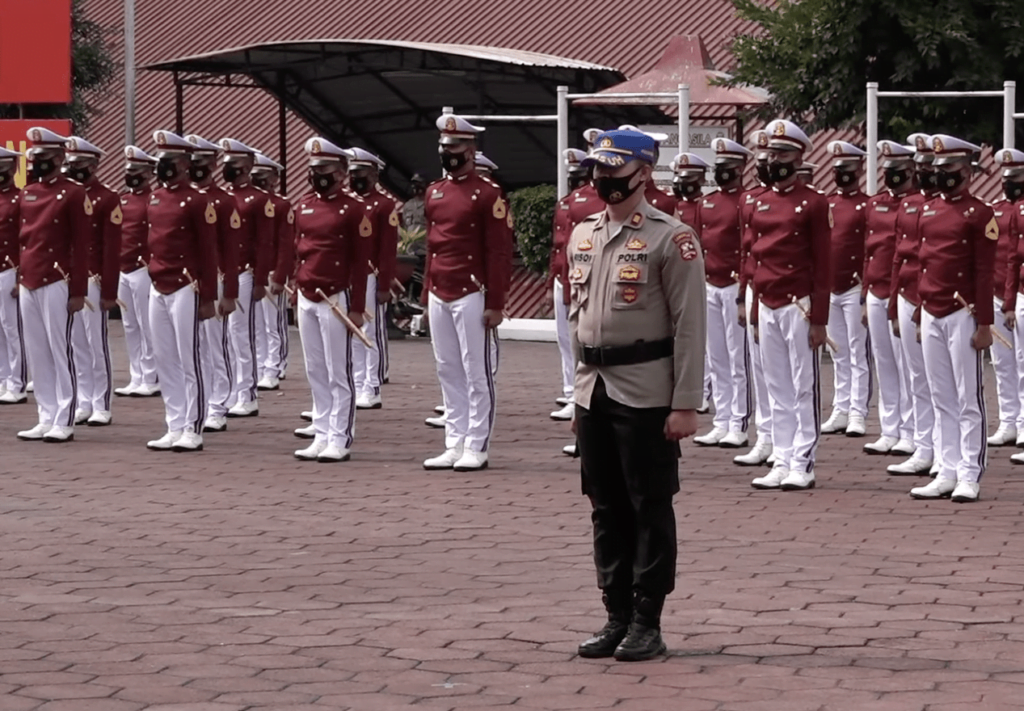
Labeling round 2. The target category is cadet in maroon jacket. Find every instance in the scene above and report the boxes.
[219,138,275,418]
[144,130,219,453]
[747,120,830,492]
[908,135,996,504]
[348,147,398,410]
[670,152,706,232]
[1001,151,1024,465]
[421,114,513,472]
[0,147,26,404]
[252,151,294,390]
[16,127,92,442]
[860,141,915,458]
[64,137,122,427]
[821,141,871,438]
[692,138,752,450]
[290,136,370,463]
[114,145,160,399]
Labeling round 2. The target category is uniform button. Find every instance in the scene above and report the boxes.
[957,272,962,277]
[470,223,476,227]
[851,256,856,260]
[468,255,473,260]
[463,288,468,293]
[336,262,340,266]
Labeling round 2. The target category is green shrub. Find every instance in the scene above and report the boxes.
[509,185,557,276]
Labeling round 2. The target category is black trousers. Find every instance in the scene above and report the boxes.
[577,376,680,599]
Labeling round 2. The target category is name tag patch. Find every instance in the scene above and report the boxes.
[616,253,648,263]
[573,253,593,263]
[23,194,37,202]
[923,210,936,217]
[301,208,314,214]
[757,204,770,212]
[875,206,889,212]
[431,191,444,199]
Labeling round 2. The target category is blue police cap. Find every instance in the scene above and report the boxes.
[581,130,658,168]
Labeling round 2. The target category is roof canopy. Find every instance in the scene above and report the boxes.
[144,39,660,191]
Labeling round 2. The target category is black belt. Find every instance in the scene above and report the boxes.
[579,338,673,367]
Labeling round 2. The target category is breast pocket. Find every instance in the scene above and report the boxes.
[611,262,648,310]
[568,263,591,317]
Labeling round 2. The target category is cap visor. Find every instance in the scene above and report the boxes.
[439,135,473,146]
[881,157,914,168]
[933,155,971,166]
[309,156,344,166]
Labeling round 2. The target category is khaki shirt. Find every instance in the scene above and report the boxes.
[568,200,706,410]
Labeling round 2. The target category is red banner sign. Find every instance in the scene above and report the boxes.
[0,0,72,104]
[0,120,74,188]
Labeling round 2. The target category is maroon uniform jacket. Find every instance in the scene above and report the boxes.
[991,197,1016,302]
[827,189,867,295]
[226,183,274,291]
[698,187,742,288]
[18,175,91,298]
[267,192,295,288]
[887,191,931,320]
[146,183,219,303]
[1003,203,1024,311]
[119,186,151,274]
[567,182,604,228]
[363,184,399,292]
[862,190,904,300]
[675,196,701,236]
[200,183,240,300]
[645,182,675,216]
[0,185,20,269]
[293,189,371,313]
[83,180,123,303]
[916,193,996,323]
[550,193,573,292]
[738,185,769,300]
[748,182,831,325]
[422,172,512,311]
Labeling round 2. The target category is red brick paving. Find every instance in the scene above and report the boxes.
[1,325,1024,709]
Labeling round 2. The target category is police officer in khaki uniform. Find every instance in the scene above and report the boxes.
[569,129,706,662]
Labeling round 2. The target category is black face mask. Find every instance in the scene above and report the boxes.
[883,168,910,190]
[0,170,11,187]
[938,169,966,192]
[440,149,470,172]
[412,184,426,196]
[310,170,336,196]
[714,166,738,186]
[767,160,795,184]
[915,169,937,191]
[833,168,857,188]
[1004,180,1024,202]
[350,176,370,194]
[68,166,91,183]
[125,173,147,190]
[251,174,270,190]
[672,179,701,199]
[222,165,243,183]
[594,169,642,205]
[30,158,57,181]
[755,162,772,185]
[568,174,588,191]
[189,163,210,183]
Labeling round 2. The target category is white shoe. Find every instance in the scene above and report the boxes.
[257,375,280,391]
[693,426,727,446]
[294,424,317,439]
[951,480,980,503]
[25,381,33,393]
[697,396,710,414]
[845,413,866,438]
[172,428,204,452]
[132,382,161,397]
[781,468,816,490]
[718,430,748,449]
[114,383,139,397]
[988,423,1018,446]
[752,467,787,490]
[87,410,112,427]
[17,423,50,441]
[43,425,74,443]
[929,461,940,477]
[295,440,327,460]
[891,438,916,456]
[227,400,259,418]
[863,435,898,455]
[424,443,464,470]
[550,402,574,420]
[300,410,313,422]
[0,389,27,404]
[821,410,848,434]
[734,438,772,466]
[74,408,91,425]
[766,452,777,466]
[147,430,183,450]
[1016,432,1024,449]
[434,404,446,414]
[425,415,446,428]
[356,393,382,409]
[317,444,351,462]
[203,416,228,433]
[887,453,934,476]
[562,443,578,457]
[555,396,571,406]
[910,477,955,499]
[454,449,489,471]
[1012,451,1024,466]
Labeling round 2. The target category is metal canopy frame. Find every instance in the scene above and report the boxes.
[865,80,1018,194]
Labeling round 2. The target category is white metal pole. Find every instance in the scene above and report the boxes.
[866,82,878,195]
[557,85,568,197]
[680,85,690,151]
[124,0,136,145]
[442,105,453,115]
[1005,81,1016,149]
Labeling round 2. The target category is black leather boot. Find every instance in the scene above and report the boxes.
[577,592,631,658]
[614,592,667,661]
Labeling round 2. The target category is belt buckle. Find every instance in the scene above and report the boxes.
[585,345,604,366]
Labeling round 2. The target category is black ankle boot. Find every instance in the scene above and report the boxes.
[578,592,631,658]
[614,592,667,661]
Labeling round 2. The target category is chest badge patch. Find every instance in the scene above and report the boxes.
[264,200,275,218]
[625,237,646,250]
[569,267,584,282]
[621,285,639,303]
[618,265,641,281]
[493,198,507,220]
[986,217,999,241]
[230,209,241,229]
[577,238,593,251]
[83,196,94,216]
[388,211,400,227]
[673,233,698,261]
[360,215,373,237]
[110,205,123,226]
[629,213,644,228]
[287,209,295,225]
[205,203,217,225]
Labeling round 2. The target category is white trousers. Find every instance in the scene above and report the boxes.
[866,293,912,440]
[149,285,205,433]
[921,308,986,483]
[298,290,355,449]
[71,280,112,414]
[261,290,289,379]
[745,288,772,441]
[353,273,388,397]
[253,298,267,385]
[201,305,233,419]
[429,291,496,453]
[0,267,26,393]
[897,295,936,459]
[828,286,872,417]
[227,272,258,406]
[758,299,820,473]
[706,282,750,432]
[1012,297,1024,430]
[991,296,1020,428]
[553,280,574,400]
[20,281,76,427]
[118,268,157,388]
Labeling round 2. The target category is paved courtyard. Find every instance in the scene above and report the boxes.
[1,325,1024,710]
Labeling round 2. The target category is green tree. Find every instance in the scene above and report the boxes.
[0,0,117,132]
[509,184,557,276]
[727,0,1024,144]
